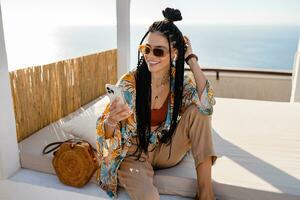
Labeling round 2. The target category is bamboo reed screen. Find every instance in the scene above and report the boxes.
[9,49,117,142]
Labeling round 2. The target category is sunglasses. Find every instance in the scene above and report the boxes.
[138,44,169,57]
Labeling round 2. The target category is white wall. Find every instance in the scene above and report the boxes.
[0,3,20,179]
[204,72,292,102]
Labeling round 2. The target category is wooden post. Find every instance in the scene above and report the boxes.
[291,37,300,102]
[0,3,20,179]
[116,0,131,79]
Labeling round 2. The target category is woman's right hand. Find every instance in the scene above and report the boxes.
[106,97,132,125]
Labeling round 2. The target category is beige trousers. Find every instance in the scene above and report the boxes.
[117,105,217,200]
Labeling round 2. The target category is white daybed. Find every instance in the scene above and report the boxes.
[15,96,300,200]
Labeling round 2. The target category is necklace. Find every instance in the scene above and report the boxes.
[153,84,168,100]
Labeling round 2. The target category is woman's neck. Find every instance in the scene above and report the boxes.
[151,69,170,88]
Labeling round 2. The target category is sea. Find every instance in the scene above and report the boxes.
[4,24,300,72]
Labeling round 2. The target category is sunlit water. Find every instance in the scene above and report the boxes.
[4,24,300,72]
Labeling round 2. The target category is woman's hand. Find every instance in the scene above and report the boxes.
[183,35,194,59]
[106,97,132,126]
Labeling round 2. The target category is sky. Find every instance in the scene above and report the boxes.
[131,0,300,25]
[1,0,299,70]
[1,0,300,28]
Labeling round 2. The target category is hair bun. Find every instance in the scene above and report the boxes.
[162,7,182,23]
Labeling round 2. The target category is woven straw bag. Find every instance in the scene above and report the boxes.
[43,138,99,187]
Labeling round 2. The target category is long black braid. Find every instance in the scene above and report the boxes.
[132,8,186,161]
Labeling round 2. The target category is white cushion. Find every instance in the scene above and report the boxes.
[19,95,109,183]
[60,96,110,149]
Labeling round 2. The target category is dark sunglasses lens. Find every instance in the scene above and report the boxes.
[153,48,164,57]
[144,46,151,54]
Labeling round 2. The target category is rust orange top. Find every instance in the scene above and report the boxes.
[151,93,169,126]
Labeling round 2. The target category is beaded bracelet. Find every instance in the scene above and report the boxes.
[185,53,198,65]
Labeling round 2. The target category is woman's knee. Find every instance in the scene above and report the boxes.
[183,104,211,123]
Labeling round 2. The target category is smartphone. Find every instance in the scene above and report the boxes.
[105,84,125,104]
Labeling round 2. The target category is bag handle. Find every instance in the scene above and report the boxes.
[42,138,96,155]
[42,141,64,154]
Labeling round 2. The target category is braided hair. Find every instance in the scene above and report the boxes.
[133,7,186,161]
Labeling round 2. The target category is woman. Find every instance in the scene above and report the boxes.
[96,7,218,200]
